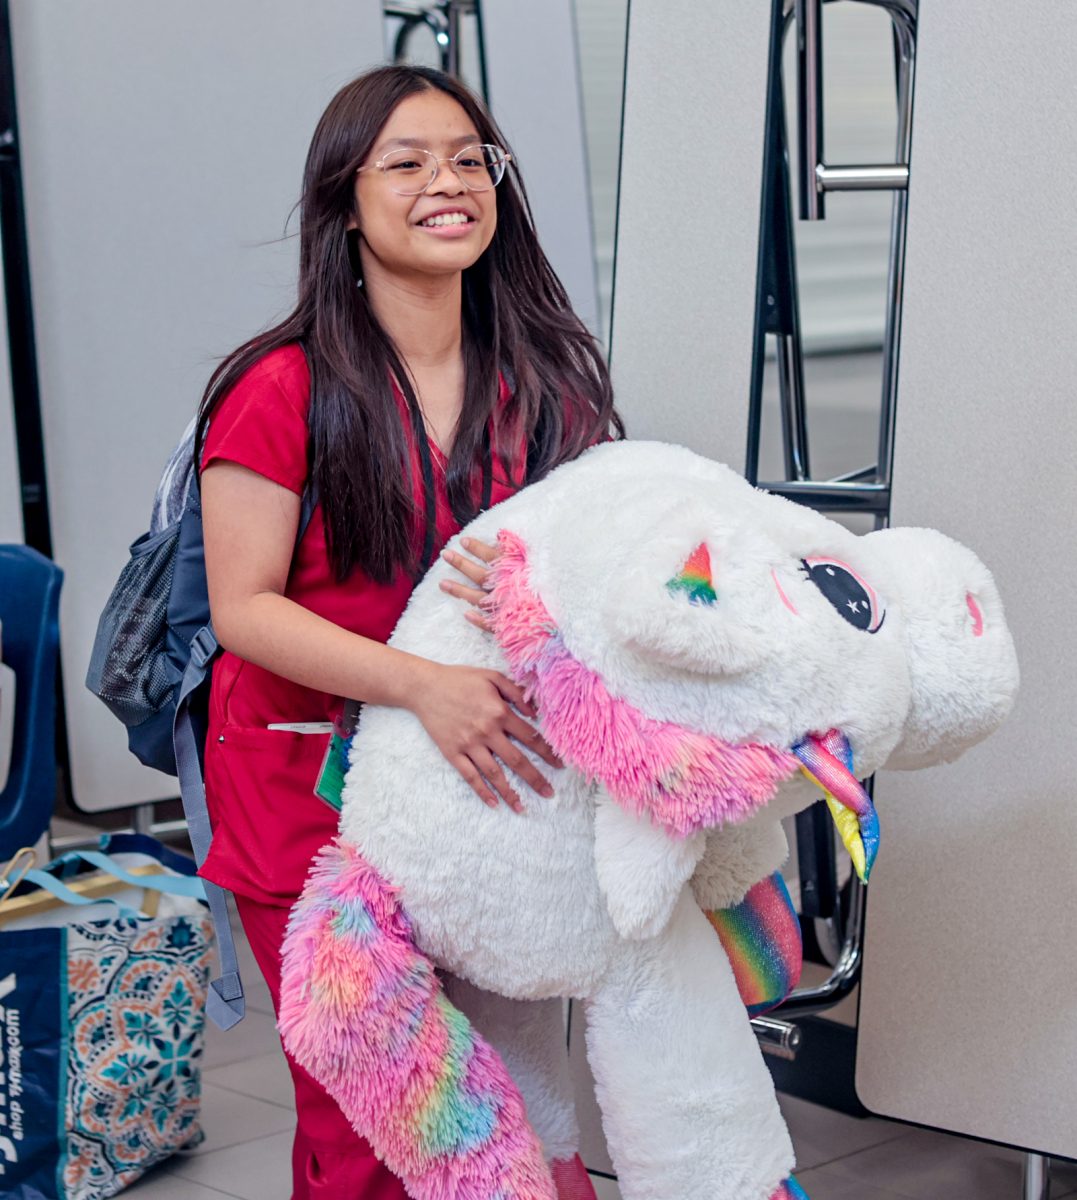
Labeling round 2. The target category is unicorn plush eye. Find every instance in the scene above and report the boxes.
[800,557,885,633]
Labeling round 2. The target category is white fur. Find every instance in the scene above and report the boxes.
[691,818,792,912]
[336,440,1018,1200]
[594,797,706,940]
[864,526,1020,769]
[584,892,794,1199]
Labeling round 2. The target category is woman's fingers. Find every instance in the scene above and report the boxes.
[454,756,500,809]
[440,546,490,588]
[464,608,494,633]
[414,663,558,814]
[492,734,555,799]
[439,577,487,606]
[440,539,502,630]
[469,748,524,813]
[490,673,537,719]
[504,713,564,770]
[460,536,500,564]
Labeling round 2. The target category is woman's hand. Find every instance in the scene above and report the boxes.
[410,661,562,813]
[438,536,498,632]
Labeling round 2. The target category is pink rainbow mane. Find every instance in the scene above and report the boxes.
[486,531,800,838]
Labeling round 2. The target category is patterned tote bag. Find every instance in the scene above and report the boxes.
[0,834,213,1199]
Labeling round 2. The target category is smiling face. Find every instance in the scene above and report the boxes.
[350,88,498,283]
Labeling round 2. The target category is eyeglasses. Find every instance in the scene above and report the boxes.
[356,144,513,195]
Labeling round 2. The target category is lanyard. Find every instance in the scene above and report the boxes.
[409,402,493,580]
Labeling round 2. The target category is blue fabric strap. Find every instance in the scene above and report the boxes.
[58,850,207,899]
[173,623,245,1030]
[21,868,142,921]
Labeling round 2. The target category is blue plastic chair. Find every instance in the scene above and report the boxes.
[0,544,64,860]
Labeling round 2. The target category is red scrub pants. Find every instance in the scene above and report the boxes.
[236,894,410,1200]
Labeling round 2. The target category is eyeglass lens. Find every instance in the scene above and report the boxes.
[381,145,507,194]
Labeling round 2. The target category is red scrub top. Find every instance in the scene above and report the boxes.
[199,343,524,905]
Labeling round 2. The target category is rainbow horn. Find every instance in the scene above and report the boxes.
[791,729,880,882]
[666,542,717,606]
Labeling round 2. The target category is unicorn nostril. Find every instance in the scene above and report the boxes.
[966,592,985,637]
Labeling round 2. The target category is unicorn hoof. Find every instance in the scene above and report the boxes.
[550,1154,597,1199]
[770,1176,810,1199]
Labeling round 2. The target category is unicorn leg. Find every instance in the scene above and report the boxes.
[706,871,803,1016]
[444,978,597,1200]
[279,840,556,1200]
[584,890,795,1200]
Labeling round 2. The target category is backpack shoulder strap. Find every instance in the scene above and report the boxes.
[173,625,247,1029]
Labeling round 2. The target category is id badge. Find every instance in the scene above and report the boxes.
[314,731,354,813]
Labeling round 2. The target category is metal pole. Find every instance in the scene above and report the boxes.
[877,15,917,490]
[445,0,463,77]
[0,0,53,556]
[1023,1154,1050,1200]
[796,0,825,220]
[132,804,155,837]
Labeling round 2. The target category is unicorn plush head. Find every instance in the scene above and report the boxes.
[483,441,1018,879]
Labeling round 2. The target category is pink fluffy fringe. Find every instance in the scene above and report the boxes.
[279,840,556,1200]
[486,531,800,837]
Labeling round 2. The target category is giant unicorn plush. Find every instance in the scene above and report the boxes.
[279,441,1018,1200]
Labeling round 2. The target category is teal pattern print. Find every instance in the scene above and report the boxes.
[61,913,214,1199]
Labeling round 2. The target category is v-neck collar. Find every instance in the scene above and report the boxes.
[389,369,511,463]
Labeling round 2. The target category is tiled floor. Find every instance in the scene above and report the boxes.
[115,913,1075,1200]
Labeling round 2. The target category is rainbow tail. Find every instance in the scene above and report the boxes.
[707,872,803,1017]
[279,840,556,1200]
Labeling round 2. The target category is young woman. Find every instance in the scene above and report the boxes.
[196,64,620,1198]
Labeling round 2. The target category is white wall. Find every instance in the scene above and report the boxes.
[11,0,388,810]
[607,0,772,456]
[855,3,1077,1157]
[481,0,599,338]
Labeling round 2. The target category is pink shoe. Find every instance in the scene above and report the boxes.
[550,1155,598,1199]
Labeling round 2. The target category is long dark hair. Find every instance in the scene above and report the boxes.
[196,64,622,584]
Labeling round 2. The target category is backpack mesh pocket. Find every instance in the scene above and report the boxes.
[86,525,180,726]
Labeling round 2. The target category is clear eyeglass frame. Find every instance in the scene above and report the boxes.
[355,143,513,195]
